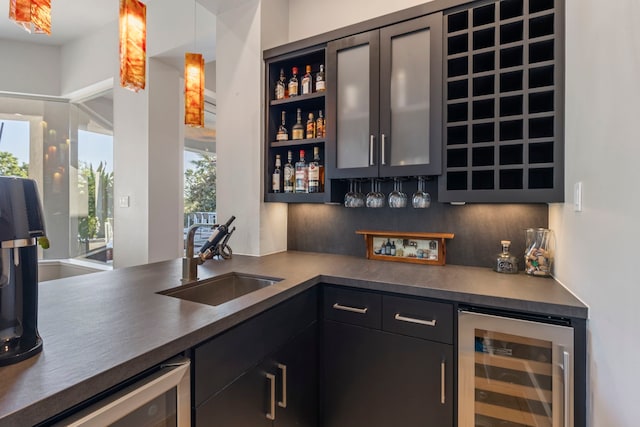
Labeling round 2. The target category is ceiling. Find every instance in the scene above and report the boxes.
[0,0,118,45]
[0,0,219,63]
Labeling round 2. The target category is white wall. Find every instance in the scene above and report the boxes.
[216,0,288,256]
[60,22,117,96]
[288,0,429,41]
[0,41,61,95]
[549,0,640,425]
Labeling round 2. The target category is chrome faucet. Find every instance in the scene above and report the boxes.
[182,223,210,283]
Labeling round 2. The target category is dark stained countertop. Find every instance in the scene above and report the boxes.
[0,251,587,426]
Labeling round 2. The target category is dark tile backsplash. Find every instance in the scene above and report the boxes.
[287,199,547,269]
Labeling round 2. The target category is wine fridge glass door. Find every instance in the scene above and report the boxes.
[458,311,573,427]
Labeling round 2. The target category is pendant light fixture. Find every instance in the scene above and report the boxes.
[9,0,51,35]
[119,0,146,92]
[184,0,205,127]
[184,52,205,127]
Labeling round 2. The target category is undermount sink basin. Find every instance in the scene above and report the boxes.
[159,272,282,307]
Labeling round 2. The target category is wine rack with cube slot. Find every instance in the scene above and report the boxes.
[439,0,563,203]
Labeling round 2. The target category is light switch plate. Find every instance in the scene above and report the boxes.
[573,182,582,212]
[119,195,130,208]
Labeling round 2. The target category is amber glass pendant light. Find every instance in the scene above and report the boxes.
[9,0,51,35]
[184,52,205,127]
[119,0,147,92]
[184,0,205,127]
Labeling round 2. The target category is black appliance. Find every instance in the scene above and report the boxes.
[0,176,46,366]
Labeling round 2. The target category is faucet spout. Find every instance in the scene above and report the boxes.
[182,223,209,283]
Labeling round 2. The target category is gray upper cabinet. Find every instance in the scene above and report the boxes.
[438,0,564,203]
[327,13,443,179]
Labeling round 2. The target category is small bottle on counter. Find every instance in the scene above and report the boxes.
[495,240,518,274]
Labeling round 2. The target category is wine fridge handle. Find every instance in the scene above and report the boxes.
[563,350,570,427]
[441,359,446,404]
[381,134,386,165]
[369,135,375,166]
[332,303,368,314]
[277,363,287,408]
[266,373,276,420]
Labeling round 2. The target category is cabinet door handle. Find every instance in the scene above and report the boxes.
[266,373,276,420]
[394,313,437,327]
[441,360,446,404]
[277,363,287,408]
[563,350,570,427]
[369,135,375,166]
[381,133,387,165]
[333,303,368,314]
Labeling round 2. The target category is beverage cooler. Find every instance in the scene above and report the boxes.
[458,309,574,427]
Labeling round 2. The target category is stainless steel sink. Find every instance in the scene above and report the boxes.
[159,272,282,307]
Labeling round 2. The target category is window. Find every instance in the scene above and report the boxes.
[0,93,114,265]
[184,101,216,249]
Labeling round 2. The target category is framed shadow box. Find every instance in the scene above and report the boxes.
[356,230,455,266]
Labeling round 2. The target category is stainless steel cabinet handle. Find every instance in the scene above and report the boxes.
[394,313,437,327]
[369,135,375,166]
[266,373,276,420]
[441,360,446,404]
[277,363,287,408]
[381,133,386,165]
[333,303,368,314]
[563,350,570,427]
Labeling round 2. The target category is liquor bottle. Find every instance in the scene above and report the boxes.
[295,149,308,193]
[315,64,326,92]
[276,111,288,141]
[292,108,304,140]
[308,146,321,193]
[283,150,295,193]
[316,110,325,138]
[301,65,313,95]
[385,238,392,255]
[275,68,286,100]
[272,154,282,193]
[288,66,299,97]
[306,112,316,139]
[390,241,396,256]
[495,240,518,274]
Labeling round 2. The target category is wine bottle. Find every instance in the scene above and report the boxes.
[275,68,286,100]
[284,150,294,193]
[295,149,308,193]
[292,108,304,140]
[316,110,325,138]
[272,154,282,193]
[315,64,326,92]
[308,146,321,193]
[276,110,288,141]
[306,112,316,139]
[288,66,299,97]
[301,65,313,95]
[198,216,236,258]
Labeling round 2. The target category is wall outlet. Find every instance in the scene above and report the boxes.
[573,182,582,212]
[119,195,130,208]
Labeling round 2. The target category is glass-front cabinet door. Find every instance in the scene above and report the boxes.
[326,13,443,179]
[379,13,442,177]
[458,310,574,427]
[327,30,380,178]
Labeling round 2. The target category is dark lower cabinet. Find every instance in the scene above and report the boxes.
[322,320,453,427]
[196,322,318,427]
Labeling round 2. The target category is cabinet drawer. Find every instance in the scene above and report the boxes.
[323,286,381,329]
[382,295,453,344]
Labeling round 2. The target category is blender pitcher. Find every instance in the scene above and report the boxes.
[524,228,554,277]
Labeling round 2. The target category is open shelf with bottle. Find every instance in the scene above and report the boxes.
[265,45,328,203]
